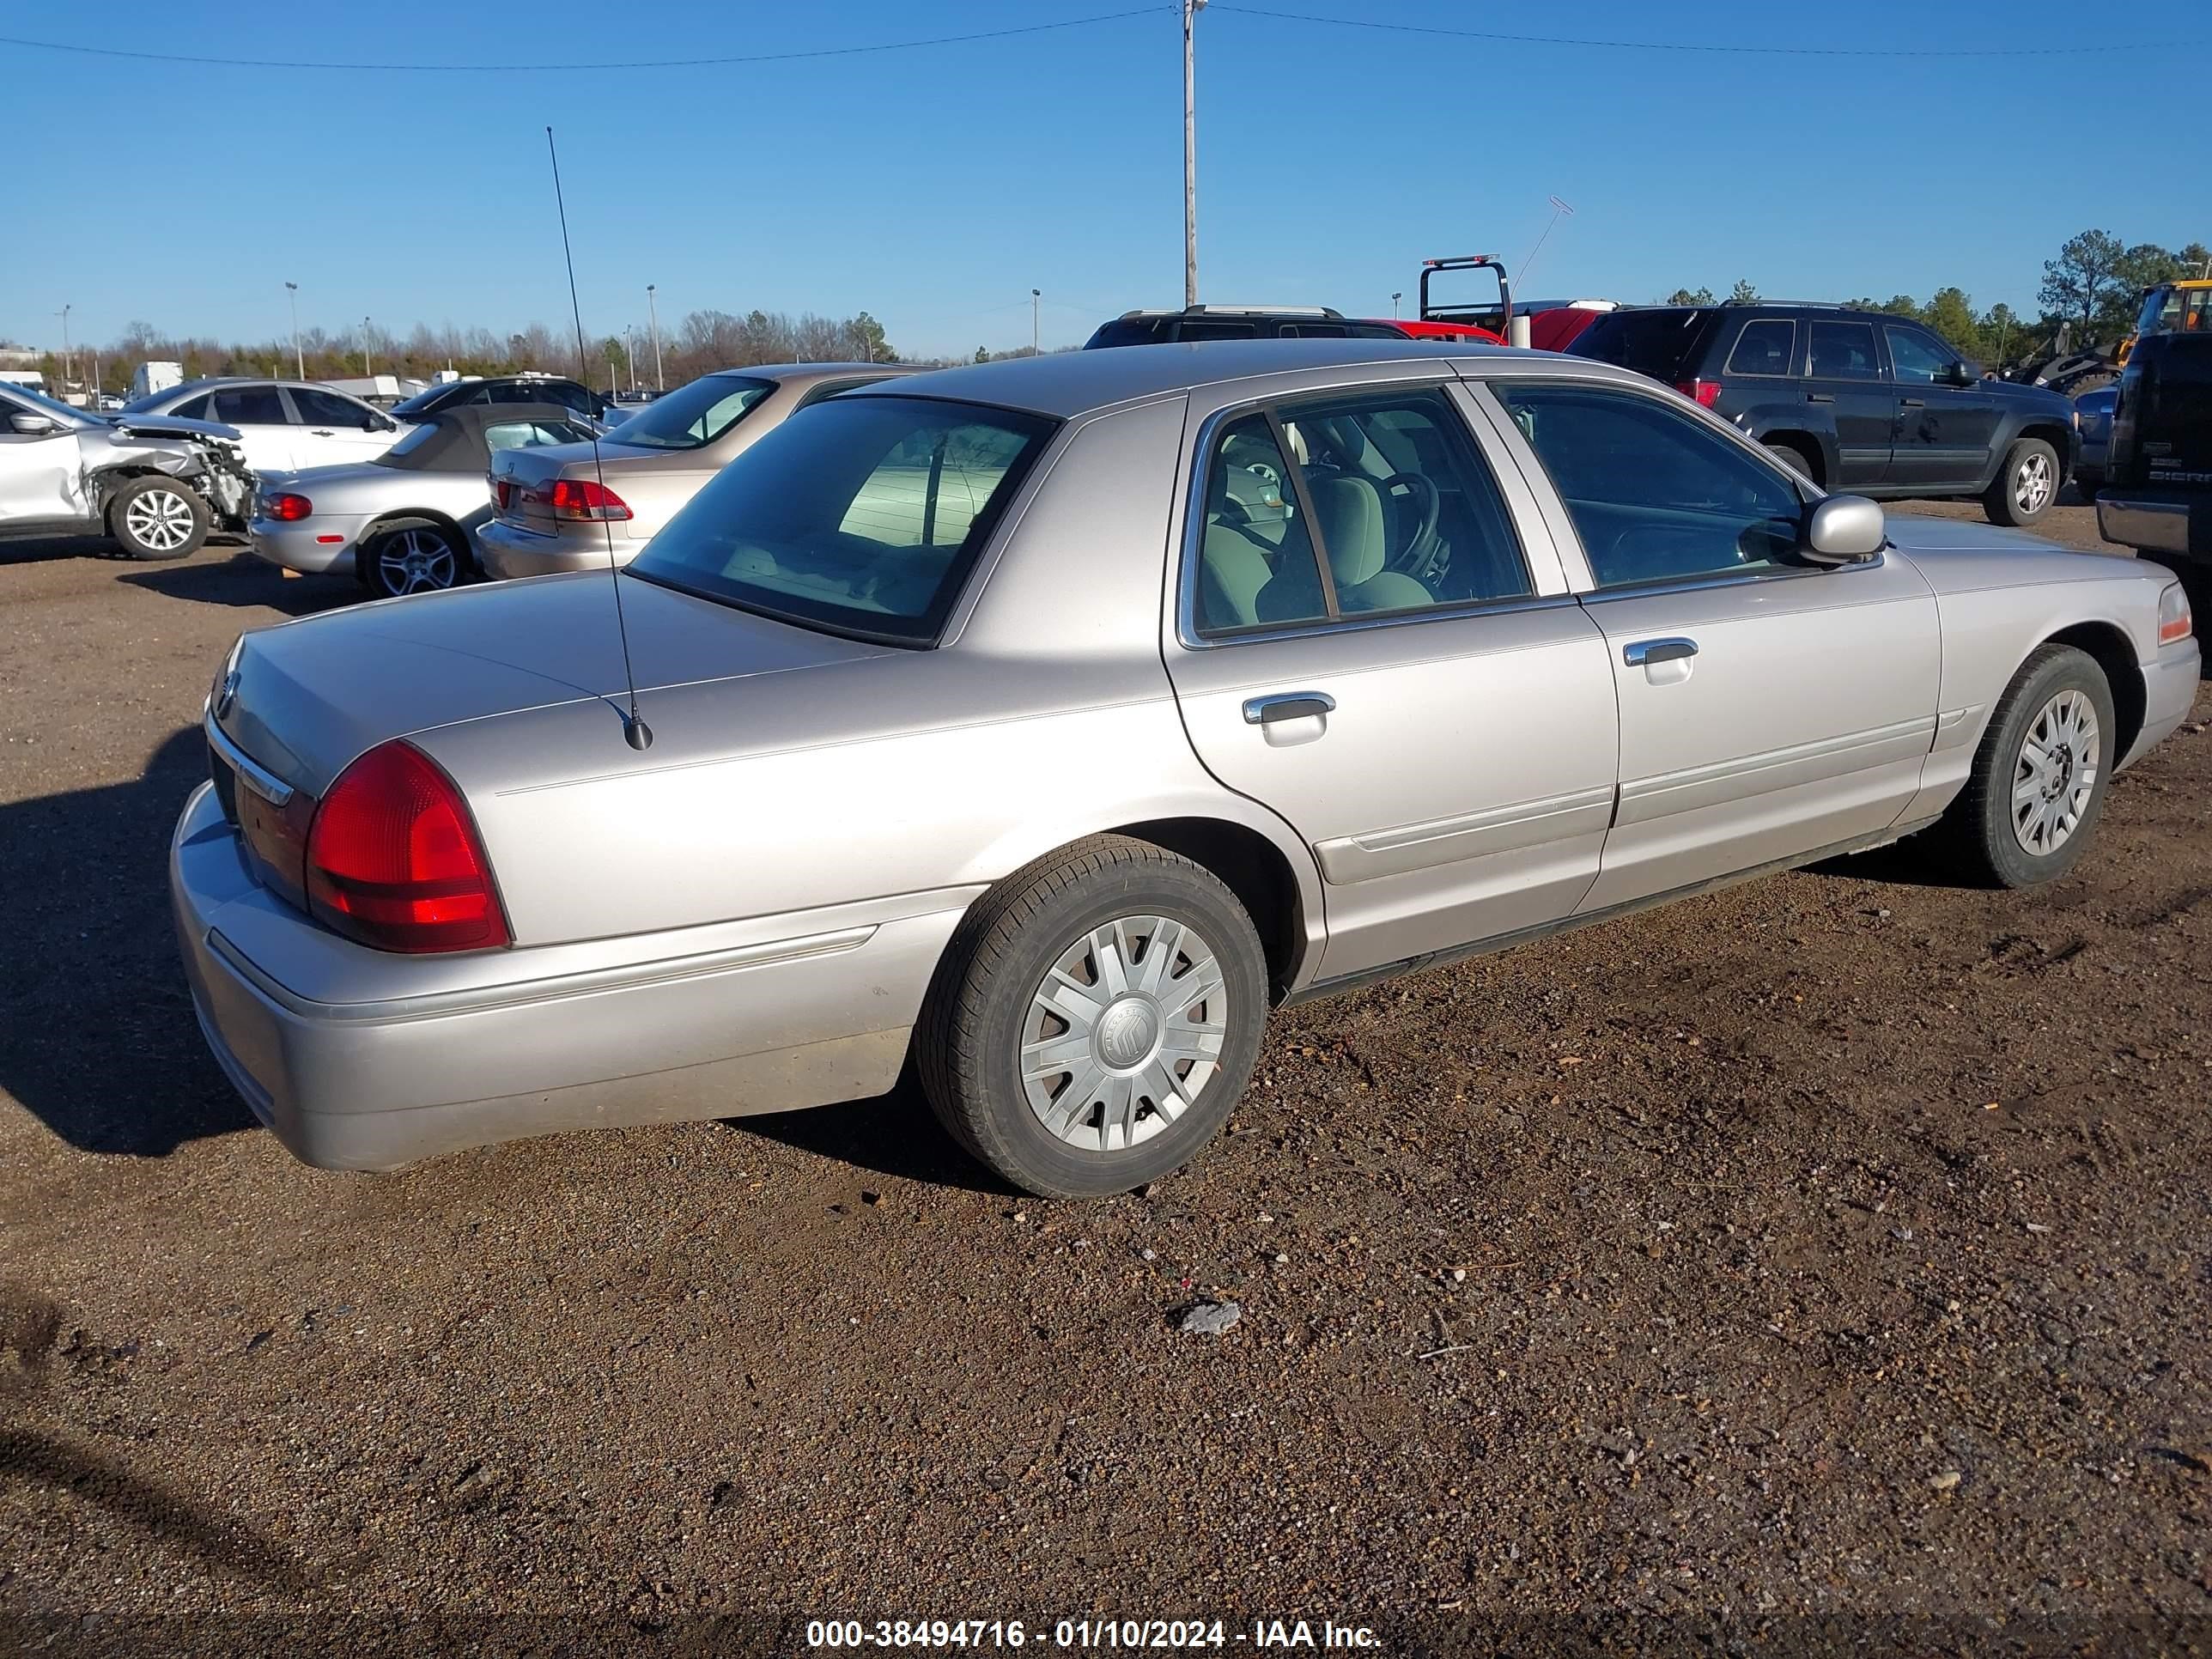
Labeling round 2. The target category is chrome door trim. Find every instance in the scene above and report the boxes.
[1242,690,1336,725]
[1314,783,1617,885]
[1622,636,1698,666]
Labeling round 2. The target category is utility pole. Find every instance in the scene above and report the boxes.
[284,282,303,379]
[647,284,663,392]
[57,305,71,398]
[362,316,373,377]
[1182,0,1203,307]
[1031,289,1041,356]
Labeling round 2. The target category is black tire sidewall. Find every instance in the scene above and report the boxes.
[952,860,1267,1198]
[1974,649,2116,887]
[109,477,208,561]
[1765,442,1817,487]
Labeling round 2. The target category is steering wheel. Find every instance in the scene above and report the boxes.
[1379,471,1443,572]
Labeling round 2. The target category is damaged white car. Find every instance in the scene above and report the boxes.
[0,380,254,559]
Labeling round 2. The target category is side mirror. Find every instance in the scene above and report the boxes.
[1802,495,1886,565]
[8,411,59,436]
[1942,361,1977,387]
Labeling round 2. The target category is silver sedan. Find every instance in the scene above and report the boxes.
[174,341,2199,1197]
[246,404,599,597]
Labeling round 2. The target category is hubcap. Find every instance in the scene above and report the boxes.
[378,528,457,595]
[2014,452,2053,515]
[1020,915,1227,1153]
[125,488,194,551]
[2012,688,2099,856]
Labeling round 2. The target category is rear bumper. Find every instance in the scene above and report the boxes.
[249,514,371,575]
[478,517,639,580]
[170,781,971,1171]
[2098,491,2207,561]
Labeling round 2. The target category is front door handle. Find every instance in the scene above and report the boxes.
[1808,392,1835,404]
[310,428,336,436]
[1243,691,1336,726]
[1899,398,1925,408]
[1622,638,1698,667]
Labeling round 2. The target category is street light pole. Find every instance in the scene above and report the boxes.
[1182,0,1203,307]
[284,282,302,379]
[362,316,373,378]
[647,284,663,392]
[1392,291,1401,318]
[1031,289,1041,356]
[58,304,71,398]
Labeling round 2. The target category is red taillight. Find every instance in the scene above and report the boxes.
[548,478,631,521]
[493,478,512,510]
[305,741,510,953]
[266,492,313,521]
[1674,379,1723,408]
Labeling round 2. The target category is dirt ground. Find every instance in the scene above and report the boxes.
[2,497,2207,1657]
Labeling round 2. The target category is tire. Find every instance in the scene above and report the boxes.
[1984,437,2060,527]
[915,835,1269,1198]
[106,476,209,561]
[1930,644,2116,889]
[2073,471,2101,505]
[1765,441,1820,488]
[359,521,467,598]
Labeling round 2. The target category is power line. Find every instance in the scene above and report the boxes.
[1207,3,2167,57]
[0,8,1169,73]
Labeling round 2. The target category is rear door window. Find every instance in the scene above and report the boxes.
[1807,320,1881,380]
[1724,319,1797,376]
[1176,319,1261,342]
[209,386,289,426]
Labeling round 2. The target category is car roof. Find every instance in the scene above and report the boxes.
[848,337,1600,419]
[726,362,919,384]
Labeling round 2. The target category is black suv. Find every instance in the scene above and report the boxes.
[2097,331,2212,570]
[388,375,616,424]
[1569,305,2079,526]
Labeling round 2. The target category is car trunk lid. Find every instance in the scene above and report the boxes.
[207,570,893,800]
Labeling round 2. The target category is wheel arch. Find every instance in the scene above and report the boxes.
[1103,815,1314,1001]
[1754,428,1826,485]
[2040,620,2145,762]
[354,510,475,583]
[2017,420,2074,476]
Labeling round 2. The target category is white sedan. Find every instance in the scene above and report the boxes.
[119,379,409,476]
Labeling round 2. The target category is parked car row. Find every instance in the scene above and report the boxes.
[175,337,2197,1197]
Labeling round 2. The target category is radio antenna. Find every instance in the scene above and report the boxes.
[545,125,651,751]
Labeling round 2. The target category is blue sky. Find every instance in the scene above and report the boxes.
[4,2,2202,362]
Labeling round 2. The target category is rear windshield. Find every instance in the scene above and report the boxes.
[597,375,772,450]
[626,394,1057,645]
[1085,318,1177,348]
[1566,308,1713,380]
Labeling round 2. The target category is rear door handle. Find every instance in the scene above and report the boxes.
[1622,638,1698,667]
[1807,392,1835,404]
[1899,398,1925,408]
[1243,691,1335,726]
[310,428,335,436]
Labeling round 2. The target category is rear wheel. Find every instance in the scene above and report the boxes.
[360,522,466,598]
[915,836,1268,1198]
[106,476,209,561]
[1765,441,1820,487]
[1930,644,2115,888]
[1984,437,2059,526]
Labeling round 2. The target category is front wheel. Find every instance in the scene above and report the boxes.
[360,522,466,598]
[1984,437,2060,526]
[106,476,209,561]
[1930,643,2115,888]
[915,836,1268,1198]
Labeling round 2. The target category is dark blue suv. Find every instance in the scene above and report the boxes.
[1570,305,2079,526]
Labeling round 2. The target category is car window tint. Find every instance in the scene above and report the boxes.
[1497,383,1802,587]
[1884,327,1953,383]
[1194,414,1329,636]
[609,376,774,450]
[1176,319,1261,342]
[1725,319,1796,376]
[628,395,1054,644]
[170,393,214,420]
[1281,322,1348,337]
[210,386,288,425]
[1807,320,1880,380]
[289,387,369,425]
[1273,387,1530,617]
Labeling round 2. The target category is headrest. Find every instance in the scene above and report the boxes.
[1305,475,1385,586]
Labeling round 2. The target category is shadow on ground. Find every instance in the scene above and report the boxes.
[0,728,252,1158]
[119,550,355,617]
[730,1077,1018,1198]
